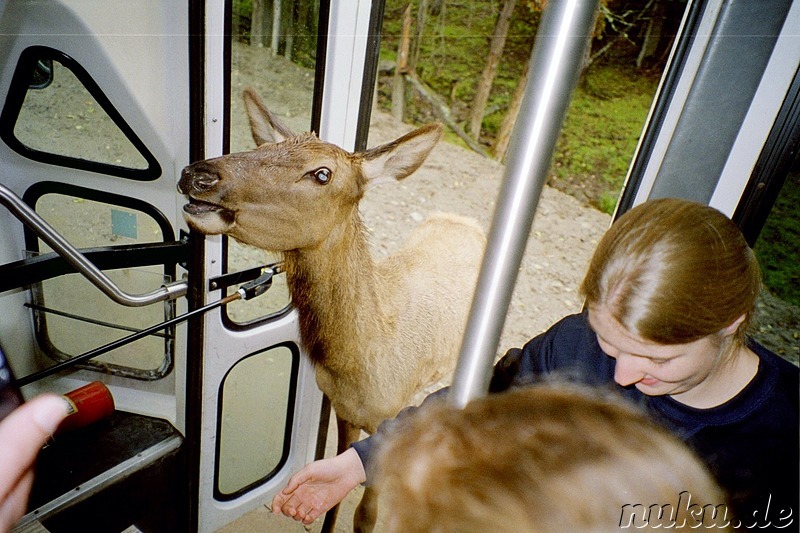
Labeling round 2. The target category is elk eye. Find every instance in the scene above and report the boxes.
[310,167,331,185]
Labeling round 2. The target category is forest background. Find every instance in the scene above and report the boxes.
[235,0,799,312]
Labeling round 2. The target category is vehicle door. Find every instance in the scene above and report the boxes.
[190,1,383,530]
[0,1,379,531]
[618,0,799,361]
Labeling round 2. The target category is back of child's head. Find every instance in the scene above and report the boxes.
[377,384,729,532]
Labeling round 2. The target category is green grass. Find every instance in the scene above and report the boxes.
[554,64,659,213]
[754,170,800,306]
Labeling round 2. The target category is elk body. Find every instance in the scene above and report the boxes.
[179,89,485,531]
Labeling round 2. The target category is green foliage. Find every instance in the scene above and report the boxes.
[754,171,800,306]
[554,64,659,213]
[379,1,656,215]
[380,1,538,111]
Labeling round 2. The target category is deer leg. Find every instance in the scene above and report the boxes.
[353,485,379,533]
[320,416,363,533]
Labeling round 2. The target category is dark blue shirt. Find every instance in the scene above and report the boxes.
[354,312,799,525]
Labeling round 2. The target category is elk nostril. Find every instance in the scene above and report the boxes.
[179,164,220,195]
[194,174,220,191]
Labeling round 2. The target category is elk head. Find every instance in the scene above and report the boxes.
[178,88,443,252]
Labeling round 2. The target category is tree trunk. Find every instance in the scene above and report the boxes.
[637,1,665,68]
[271,0,282,56]
[411,0,430,70]
[493,53,529,161]
[468,0,517,141]
[404,70,490,158]
[251,0,267,48]
[392,5,413,121]
[283,1,295,60]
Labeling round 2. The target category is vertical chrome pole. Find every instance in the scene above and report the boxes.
[449,0,600,407]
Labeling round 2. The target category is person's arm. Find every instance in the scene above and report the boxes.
[270,390,450,524]
[0,394,70,531]
[270,447,365,525]
[269,314,586,524]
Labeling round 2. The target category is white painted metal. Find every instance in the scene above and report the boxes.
[628,0,725,207]
[0,0,189,422]
[710,1,800,215]
[319,0,374,149]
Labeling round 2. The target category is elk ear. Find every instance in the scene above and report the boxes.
[242,87,296,146]
[361,123,443,184]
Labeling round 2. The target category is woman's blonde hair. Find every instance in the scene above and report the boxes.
[580,198,761,345]
[377,385,729,532]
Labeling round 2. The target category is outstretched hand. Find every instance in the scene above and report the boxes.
[0,394,70,531]
[271,447,366,525]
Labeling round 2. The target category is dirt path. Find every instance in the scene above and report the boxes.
[361,110,610,355]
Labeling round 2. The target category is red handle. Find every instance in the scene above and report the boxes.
[57,381,115,434]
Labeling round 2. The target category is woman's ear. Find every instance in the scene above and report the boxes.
[721,314,747,337]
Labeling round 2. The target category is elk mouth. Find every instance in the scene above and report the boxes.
[182,199,230,216]
[181,199,235,232]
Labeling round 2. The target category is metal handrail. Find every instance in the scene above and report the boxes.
[0,182,187,306]
[448,0,600,407]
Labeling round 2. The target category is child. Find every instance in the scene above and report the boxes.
[377,384,729,532]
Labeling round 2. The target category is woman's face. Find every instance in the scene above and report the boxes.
[587,306,729,406]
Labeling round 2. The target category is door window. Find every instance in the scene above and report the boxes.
[26,185,176,380]
[223,0,322,326]
[215,343,298,499]
[0,46,160,180]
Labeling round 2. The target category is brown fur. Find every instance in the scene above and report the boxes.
[178,88,485,531]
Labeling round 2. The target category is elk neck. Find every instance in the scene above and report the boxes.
[283,208,391,371]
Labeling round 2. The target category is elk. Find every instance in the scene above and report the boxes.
[178,88,485,531]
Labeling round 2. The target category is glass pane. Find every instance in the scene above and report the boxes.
[32,193,172,378]
[33,268,172,374]
[225,0,321,323]
[751,157,799,366]
[14,58,149,170]
[225,248,291,324]
[217,345,295,497]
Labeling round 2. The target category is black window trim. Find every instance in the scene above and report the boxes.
[22,181,178,381]
[0,45,162,181]
[733,64,800,246]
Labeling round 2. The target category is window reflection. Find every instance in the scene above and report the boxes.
[225,0,321,324]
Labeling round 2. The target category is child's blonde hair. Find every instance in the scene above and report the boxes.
[377,385,729,532]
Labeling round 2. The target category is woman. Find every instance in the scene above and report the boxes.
[271,198,799,526]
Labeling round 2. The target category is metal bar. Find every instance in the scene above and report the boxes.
[0,241,188,294]
[207,260,284,291]
[24,303,170,339]
[16,268,276,386]
[16,292,240,387]
[448,0,600,407]
[0,183,187,306]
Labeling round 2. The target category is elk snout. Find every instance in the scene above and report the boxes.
[178,163,221,195]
